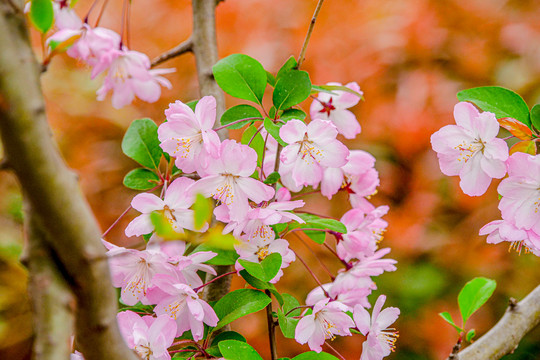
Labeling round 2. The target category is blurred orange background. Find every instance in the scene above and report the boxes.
[1,0,540,359]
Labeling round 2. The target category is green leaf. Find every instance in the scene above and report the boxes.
[263,172,281,185]
[218,340,263,360]
[239,270,284,306]
[266,71,276,87]
[213,289,271,331]
[296,213,347,233]
[282,293,301,314]
[438,312,464,333]
[30,0,54,33]
[123,168,160,190]
[193,243,239,266]
[458,277,497,326]
[122,119,163,169]
[273,70,311,111]
[530,104,540,131]
[457,86,530,126]
[221,105,262,129]
[312,84,364,99]
[193,193,212,230]
[276,56,298,79]
[213,54,267,103]
[303,230,326,244]
[186,100,199,112]
[292,352,339,360]
[263,117,287,146]
[211,331,247,346]
[238,253,282,282]
[277,309,299,338]
[466,329,476,342]
[241,125,264,167]
[150,211,183,240]
[281,108,307,121]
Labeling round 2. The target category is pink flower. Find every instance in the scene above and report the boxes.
[94,48,173,109]
[117,311,177,360]
[234,231,295,283]
[480,219,540,255]
[70,351,84,360]
[189,140,275,221]
[310,82,363,139]
[306,279,374,311]
[158,97,221,174]
[279,119,349,187]
[337,206,389,262]
[347,248,397,278]
[321,150,379,204]
[431,102,508,196]
[354,295,400,360]
[125,177,204,237]
[150,274,219,340]
[53,1,82,30]
[498,152,540,233]
[104,241,176,306]
[294,299,355,352]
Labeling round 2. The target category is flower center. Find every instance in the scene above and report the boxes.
[379,328,399,352]
[165,295,188,320]
[454,139,485,163]
[134,344,152,360]
[256,245,270,261]
[318,98,336,117]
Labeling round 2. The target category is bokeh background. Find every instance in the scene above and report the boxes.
[1,0,540,359]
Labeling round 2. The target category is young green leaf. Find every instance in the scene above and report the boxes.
[263,172,281,185]
[211,331,247,346]
[466,329,476,342]
[281,108,307,121]
[438,312,464,333]
[530,104,540,131]
[123,168,160,190]
[276,56,298,79]
[273,70,311,111]
[30,0,54,33]
[122,119,163,169]
[193,243,239,266]
[303,229,326,244]
[241,125,264,167]
[213,289,271,331]
[292,352,339,360]
[458,277,497,326]
[193,193,213,230]
[312,84,364,99]
[266,71,276,87]
[238,253,282,282]
[277,309,299,339]
[296,213,347,233]
[220,105,262,129]
[239,270,284,306]
[213,54,267,103]
[218,340,263,360]
[457,86,530,126]
[263,117,287,146]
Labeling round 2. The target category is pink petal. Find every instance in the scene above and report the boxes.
[280,120,307,144]
[131,193,165,213]
[195,96,217,129]
[125,214,154,237]
[330,109,361,139]
[453,102,479,130]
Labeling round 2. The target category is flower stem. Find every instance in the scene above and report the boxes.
[214,117,263,131]
[292,248,331,298]
[193,270,236,293]
[265,289,278,360]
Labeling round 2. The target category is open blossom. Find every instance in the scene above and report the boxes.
[480,219,540,255]
[149,274,219,340]
[337,206,389,262]
[103,241,176,305]
[354,295,400,360]
[310,82,363,139]
[158,96,221,174]
[117,311,177,360]
[125,177,203,237]
[306,278,374,311]
[295,299,354,352]
[279,119,349,187]
[431,102,508,196]
[234,231,295,283]
[94,48,173,109]
[498,152,540,233]
[189,140,275,221]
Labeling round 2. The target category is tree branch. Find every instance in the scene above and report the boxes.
[0,2,138,360]
[297,0,325,69]
[458,284,540,360]
[150,37,193,68]
[24,204,75,360]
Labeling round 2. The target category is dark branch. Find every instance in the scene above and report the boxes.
[151,37,193,68]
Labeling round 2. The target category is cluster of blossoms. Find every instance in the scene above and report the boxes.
[431,101,540,255]
[36,0,173,108]
[95,83,400,360]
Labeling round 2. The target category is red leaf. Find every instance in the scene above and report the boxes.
[498,117,533,140]
[509,140,537,155]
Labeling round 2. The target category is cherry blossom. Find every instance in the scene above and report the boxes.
[306,278,374,311]
[149,274,219,340]
[480,219,540,255]
[354,295,400,360]
[431,102,508,196]
[294,299,354,352]
[117,311,177,360]
[125,177,203,237]
[310,82,363,139]
[189,140,275,221]
[279,119,349,187]
[158,96,221,174]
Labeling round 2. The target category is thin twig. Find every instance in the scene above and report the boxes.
[151,38,194,68]
[291,248,330,298]
[265,289,278,360]
[213,117,263,132]
[297,0,326,69]
[101,205,132,239]
[193,270,236,292]
[325,341,346,360]
[293,233,334,280]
